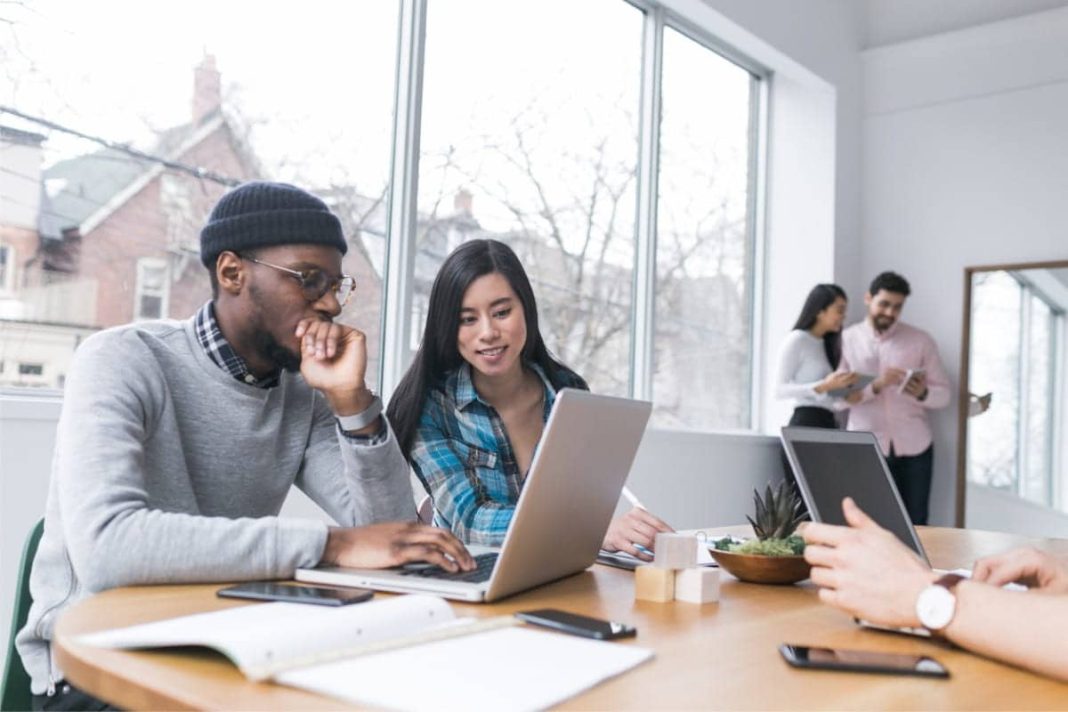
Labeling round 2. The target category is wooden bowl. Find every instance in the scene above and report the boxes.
[708,548,811,585]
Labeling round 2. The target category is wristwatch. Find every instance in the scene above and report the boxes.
[336,394,383,432]
[915,573,965,633]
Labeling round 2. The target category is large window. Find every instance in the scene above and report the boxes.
[653,27,758,430]
[2,1,766,432]
[1,0,398,389]
[413,0,642,396]
[968,270,1064,506]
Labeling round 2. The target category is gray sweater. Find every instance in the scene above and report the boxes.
[16,317,414,694]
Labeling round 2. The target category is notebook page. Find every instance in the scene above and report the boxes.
[78,594,453,679]
[275,626,654,712]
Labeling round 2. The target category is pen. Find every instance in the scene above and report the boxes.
[622,486,645,510]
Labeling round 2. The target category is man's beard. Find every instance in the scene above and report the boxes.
[873,315,895,332]
[251,329,302,373]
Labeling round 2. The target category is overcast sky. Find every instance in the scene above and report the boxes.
[3,0,752,271]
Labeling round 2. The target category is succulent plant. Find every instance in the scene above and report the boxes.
[747,481,807,542]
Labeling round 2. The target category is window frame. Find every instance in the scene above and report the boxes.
[379,0,769,432]
[0,243,14,294]
[134,257,171,322]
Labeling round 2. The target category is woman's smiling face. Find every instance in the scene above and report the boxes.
[456,272,527,379]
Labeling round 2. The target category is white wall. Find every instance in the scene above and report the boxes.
[968,484,1068,538]
[0,390,61,676]
[624,429,784,529]
[861,6,1068,527]
[863,0,1068,49]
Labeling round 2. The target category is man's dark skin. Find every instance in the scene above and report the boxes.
[213,244,474,573]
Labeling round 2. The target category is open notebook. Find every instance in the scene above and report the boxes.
[78,594,653,711]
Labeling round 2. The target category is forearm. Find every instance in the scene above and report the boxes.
[775,380,828,400]
[299,413,416,526]
[65,507,327,591]
[945,582,1068,681]
[334,425,416,523]
[919,383,951,409]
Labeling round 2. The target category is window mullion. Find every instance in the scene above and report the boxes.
[380,0,428,399]
[630,6,664,401]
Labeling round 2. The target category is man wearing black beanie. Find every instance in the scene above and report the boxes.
[17,181,474,710]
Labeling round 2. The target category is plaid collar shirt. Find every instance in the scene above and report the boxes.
[410,361,587,546]
[194,301,280,389]
[194,301,386,444]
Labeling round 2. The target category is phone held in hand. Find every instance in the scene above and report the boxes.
[779,644,949,679]
[217,582,374,607]
[898,368,926,394]
[516,608,637,640]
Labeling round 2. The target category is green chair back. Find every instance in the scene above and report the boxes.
[1,519,45,712]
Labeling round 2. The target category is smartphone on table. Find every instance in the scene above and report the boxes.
[779,644,948,679]
[217,582,374,607]
[516,608,636,640]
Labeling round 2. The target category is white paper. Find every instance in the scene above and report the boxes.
[276,626,653,712]
[78,594,453,679]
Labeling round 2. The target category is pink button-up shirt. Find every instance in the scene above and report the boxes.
[839,320,951,457]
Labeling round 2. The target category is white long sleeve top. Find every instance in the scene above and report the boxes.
[774,329,837,409]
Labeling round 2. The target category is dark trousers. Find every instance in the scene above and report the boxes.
[32,682,115,711]
[886,444,934,526]
[780,406,837,515]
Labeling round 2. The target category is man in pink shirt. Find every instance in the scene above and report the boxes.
[840,272,951,524]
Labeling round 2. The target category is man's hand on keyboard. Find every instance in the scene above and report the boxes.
[320,522,476,573]
[972,547,1068,593]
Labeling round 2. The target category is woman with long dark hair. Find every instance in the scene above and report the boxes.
[776,283,860,427]
[388,239,671,558]
[776,284,860,488]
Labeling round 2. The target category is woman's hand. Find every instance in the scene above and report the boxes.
[815,371,858,395]
[601,507,674,561]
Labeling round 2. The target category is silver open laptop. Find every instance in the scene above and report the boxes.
[780,427,935,636]
[296,389,652,602]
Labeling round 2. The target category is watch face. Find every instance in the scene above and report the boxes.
[916,585,956,630]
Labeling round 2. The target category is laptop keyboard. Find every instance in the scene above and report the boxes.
[401,552,499,583]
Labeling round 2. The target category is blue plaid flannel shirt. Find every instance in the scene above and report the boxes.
[410,361,587,546]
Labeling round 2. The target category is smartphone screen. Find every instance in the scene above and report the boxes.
[515,608,636,640]
[780,644,948,678]
[217,582,374,607]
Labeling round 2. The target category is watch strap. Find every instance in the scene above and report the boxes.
[336,394,383,432]
[924,573,966,636]
[933,572,966,591]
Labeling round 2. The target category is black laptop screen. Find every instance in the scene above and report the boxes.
[790,440,922,556]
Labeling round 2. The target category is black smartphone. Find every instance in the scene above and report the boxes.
[779,644,949,679]
[216,582,374,607]
[515,608,636,640]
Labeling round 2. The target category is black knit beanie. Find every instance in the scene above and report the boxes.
[199,181,347,268]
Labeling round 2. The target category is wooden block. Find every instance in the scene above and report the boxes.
[635,564,675,602]
[674,567,721,604]
[652,533,698,569]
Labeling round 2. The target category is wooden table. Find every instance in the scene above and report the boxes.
[54,526,1068,710]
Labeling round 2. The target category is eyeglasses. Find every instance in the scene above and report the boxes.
[242,256,356,308]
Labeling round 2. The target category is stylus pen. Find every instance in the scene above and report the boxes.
[622,486,645,510]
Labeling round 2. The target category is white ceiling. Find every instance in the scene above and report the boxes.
[863,0,1068,48]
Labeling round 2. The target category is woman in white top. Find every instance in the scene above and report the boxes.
[776,284,860,493]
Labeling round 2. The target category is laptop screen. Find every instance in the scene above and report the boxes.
[787,436,925,559]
